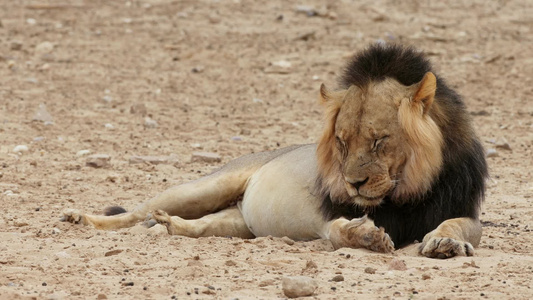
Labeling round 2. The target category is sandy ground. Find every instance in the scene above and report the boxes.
[1,0,532,299]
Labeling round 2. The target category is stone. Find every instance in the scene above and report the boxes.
[86,154,111,168]
[486,148,498,158]
[191,152,221,163]
[331,275,344,282]
[282,276,318,298]
[364,267,377,274]
[35,41,54,55]
[32,103,53,123]
[388,258,407,271]
[495,137,511,151]
[76,149,91,157]
[104,249,123,257]
[13,145,29,153]
[128,155,178,165]
[10,41,23,51]
[144,117,158,128]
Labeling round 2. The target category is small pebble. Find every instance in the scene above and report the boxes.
[486,148,498,158]
[364,267,376,274]
[102,95,113,103]
[144,117,158,128]
[52,228,61,234]
[13,145,29,153]
[35,41,54,55]
[422,274,431,280]
[33,103,53,123]
[331,275,344,282]
[104,123,114,130]
[191,152,221,163]
[86,154,111,168]
[76,149,91,157]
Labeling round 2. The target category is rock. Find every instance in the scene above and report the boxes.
[26,18,37,25]
[191,152,221,163]
[295,5,318,17]
[102,95,113,103]
[128,155,178,165]
[144,117,158,128]
[422,273,431,280]
[76,149,91,157]
[282,276,318,298]
[55,251,70,258]
[52,228,61,234]
[130,103,147,115]
[104,123,114,130]
[364,267,376,274]
[495,137,511,151]
[86,154,111,168]
[331,275,344,282]
[225,260,237,267]
[13,145,29,153]
[281,236,295,245]
[388,258,407,271]
[230,136,242,141]
[104,249,123,257]
[486,148,498,158]
[35,41,54,55]
[97,294,107,300]
[191,66,204,73]
[10,41,23,51]
[32,103,54,123]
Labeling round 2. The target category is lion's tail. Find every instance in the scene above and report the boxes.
[104,206,127,216]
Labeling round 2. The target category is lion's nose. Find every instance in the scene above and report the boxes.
[350,177,369,190]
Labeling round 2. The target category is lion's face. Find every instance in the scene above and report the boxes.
[317,73,444,208]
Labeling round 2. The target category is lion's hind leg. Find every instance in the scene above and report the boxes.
[151,206,254,239]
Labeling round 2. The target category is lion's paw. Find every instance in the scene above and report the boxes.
[60,209,86,225]
[419,236,474,259]
[357,224,395,253]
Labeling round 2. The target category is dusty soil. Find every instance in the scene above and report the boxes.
[1,0,532,299]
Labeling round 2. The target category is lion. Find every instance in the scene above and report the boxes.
[62,44,488,258]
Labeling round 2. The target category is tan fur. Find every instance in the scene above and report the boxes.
[419,217,481,258]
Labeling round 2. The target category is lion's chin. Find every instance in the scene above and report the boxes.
[352,196,384,208]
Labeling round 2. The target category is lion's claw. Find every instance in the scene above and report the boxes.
[419,237,474,259]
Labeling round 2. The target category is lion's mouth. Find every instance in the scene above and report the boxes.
[354,195,384,207]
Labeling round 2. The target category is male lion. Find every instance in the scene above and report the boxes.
[62,44,488,258]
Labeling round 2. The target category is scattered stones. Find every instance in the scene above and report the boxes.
[364,267,377,274]
[388,258,407,271]
[281,236,295,245]
[13,145,29,154]
[495,137,512,151]
[35,41,54,55]
[144,117,158,128]
[128,155,179,165]
[191,152,221,163]
[104,249,123,257]
[32,103,54,123]
[130,103,147,115]
[76,149,91,157]
[486,148,498,158]
[331,275,344,282]
[282,276,318,298]
[86,154,111,168]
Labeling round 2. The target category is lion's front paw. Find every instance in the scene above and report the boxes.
[356,224,395,253]
[60,209,87,225]
[419,236,474,259]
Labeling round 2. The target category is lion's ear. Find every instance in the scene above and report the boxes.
[411,72,436,114]
[319,84,345,105]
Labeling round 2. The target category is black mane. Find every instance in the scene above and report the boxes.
[321,44,488,248]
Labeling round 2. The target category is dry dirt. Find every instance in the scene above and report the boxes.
[1,0,532,299]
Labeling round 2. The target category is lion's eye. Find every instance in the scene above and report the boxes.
[372,136,388,152]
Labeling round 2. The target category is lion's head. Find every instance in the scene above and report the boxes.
[317,45,446,208]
